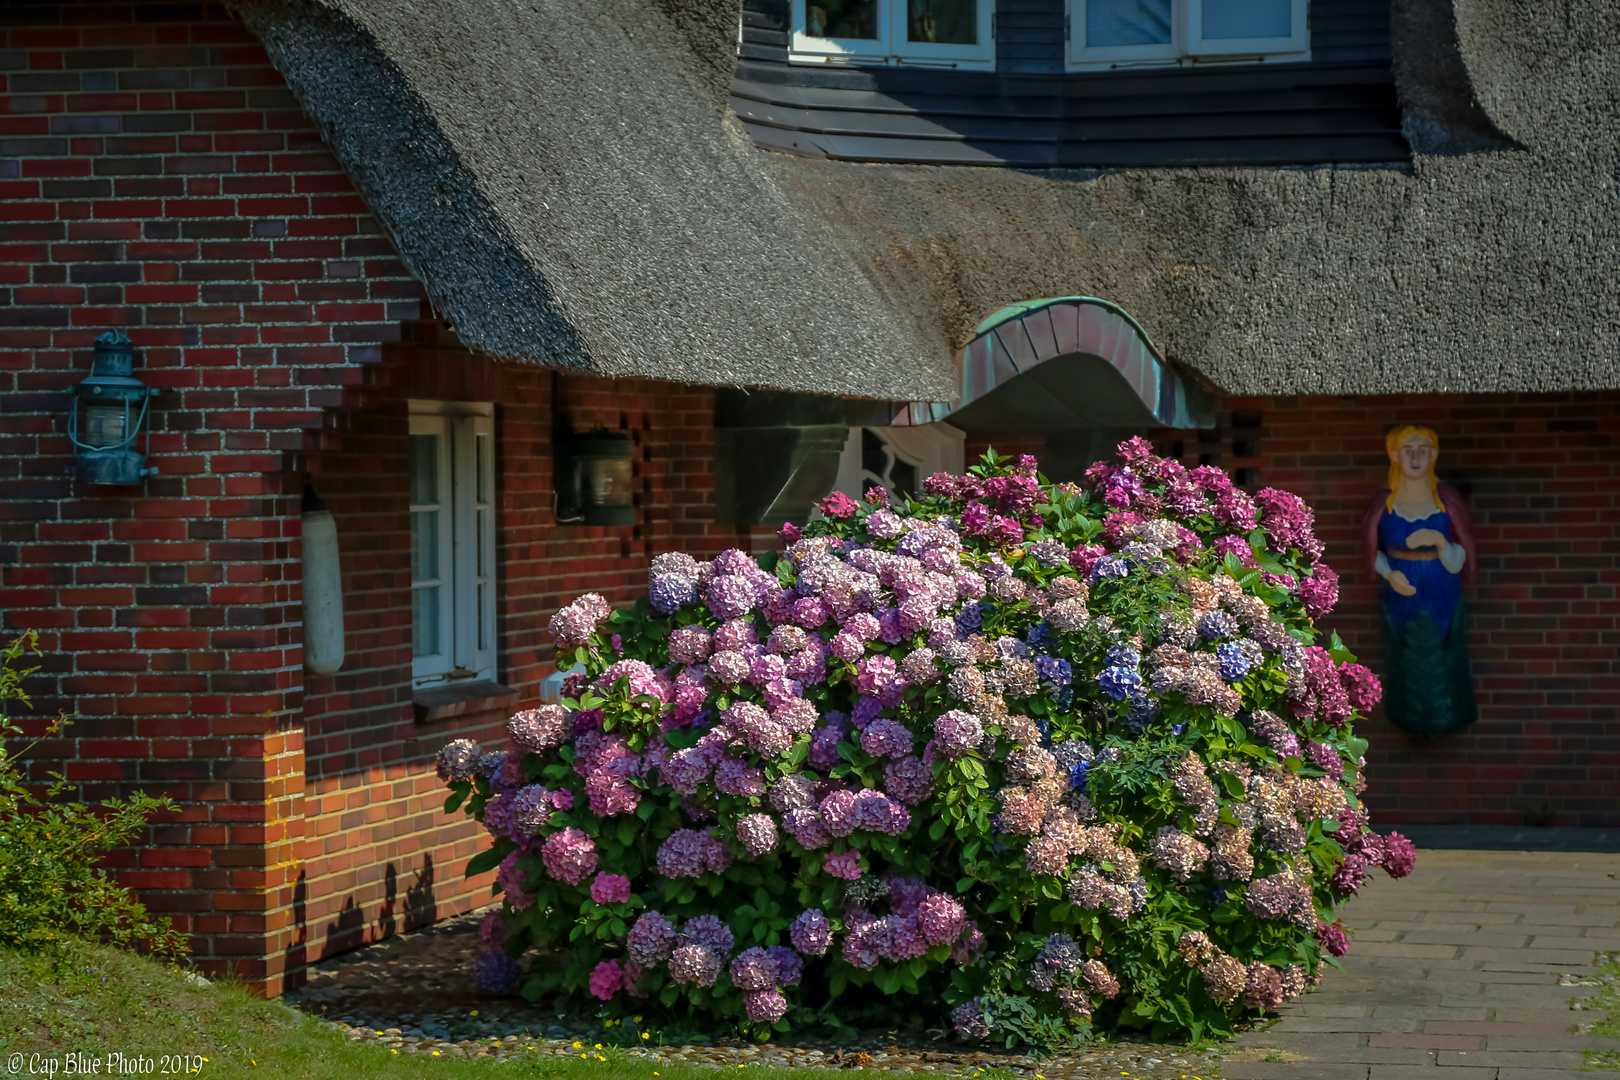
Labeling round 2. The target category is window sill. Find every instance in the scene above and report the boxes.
[413,680,517,724]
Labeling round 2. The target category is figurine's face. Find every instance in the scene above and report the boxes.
[1394,432,1436,480]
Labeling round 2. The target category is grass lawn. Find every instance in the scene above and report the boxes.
[0,941,846,1080]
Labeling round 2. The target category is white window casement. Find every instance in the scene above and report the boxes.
[832,424,967,504]
[408,400,496,687]
[790,0,996,70]
[1067,0,1309,71]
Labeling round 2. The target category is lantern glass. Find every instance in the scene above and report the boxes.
[579,456,633,509]
[82,400,128,448]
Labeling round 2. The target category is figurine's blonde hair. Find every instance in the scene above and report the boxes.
[1385,425,1440,511]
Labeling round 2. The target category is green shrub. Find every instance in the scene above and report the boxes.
[0,631,187,959]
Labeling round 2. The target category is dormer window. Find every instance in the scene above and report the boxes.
[1068,0,1309,70]
[790,0,996,69]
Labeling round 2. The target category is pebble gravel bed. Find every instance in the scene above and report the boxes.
[285,907,1227,1079]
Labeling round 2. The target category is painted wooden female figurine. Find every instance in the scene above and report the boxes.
[1361,425,1478,736]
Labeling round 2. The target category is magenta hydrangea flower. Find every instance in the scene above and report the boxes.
[496,851,537,911]
[589,872,631,905]
[588,959,624,1001]
[824,850,862,879]
[1298,563,1340,620]
[540,827,597,886]
[1381,831,1417,878]
[1316,918,1351,957]
[916,892,966,946]
[818,490,859,519]
[744,988,789,1024]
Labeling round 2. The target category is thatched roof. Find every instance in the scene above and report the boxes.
[237,0,1620,400]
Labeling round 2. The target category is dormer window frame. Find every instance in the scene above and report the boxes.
[789,0,997,71]
[1066,0,1310,72]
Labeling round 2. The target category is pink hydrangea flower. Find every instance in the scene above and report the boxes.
[824,850,862,879]
[540,827,597,886]
[590,872,631,905]
[588,959,624,1000]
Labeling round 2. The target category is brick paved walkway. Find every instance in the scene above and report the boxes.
[1221,848,1620,1080]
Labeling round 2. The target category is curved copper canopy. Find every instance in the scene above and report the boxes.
[888,297,1214,431]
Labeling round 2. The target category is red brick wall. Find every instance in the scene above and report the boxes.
[286,319,763,983]
[1170,393,1620,828]
[0,1,421,989]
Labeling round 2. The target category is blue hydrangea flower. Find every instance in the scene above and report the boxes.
[1068,761,1089,791]
[1096,665,1142,701]
[1034,656,1072,691]
[1106,643,1141,669]
[649,572,697,614]
[1025,621,1054,650]
[1089,554,1132,582]
[954,602,985,635]
[1198,610,1238,641]
[1216,641,1252,682]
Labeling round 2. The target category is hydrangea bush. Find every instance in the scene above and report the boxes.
[439,440,1413,1043]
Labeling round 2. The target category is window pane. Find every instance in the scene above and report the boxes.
[908,0,975,44]
[805,0,877,39]
[413,586,440,657]
[1200,0,1290,39]
[477,506,488,576]
[1087,0,1172,46]
[476,432,490,502]
[410,434,439,505]
[411,509,439,581]
[478,582,489,651]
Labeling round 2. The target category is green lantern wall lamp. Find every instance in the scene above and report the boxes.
[68,331,159,486]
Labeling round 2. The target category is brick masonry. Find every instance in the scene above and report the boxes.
[0,1,762,994]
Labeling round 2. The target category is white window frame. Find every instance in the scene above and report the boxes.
[1188,0,1308,58]
[1066,0,1308,71]
[408,400,496,687]
[790,0,995,70]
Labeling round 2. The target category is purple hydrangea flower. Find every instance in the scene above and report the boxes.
[728,946,779,991]
[472,950,521,996]
[789,909,833,955]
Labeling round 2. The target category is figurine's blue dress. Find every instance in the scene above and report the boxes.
[1375,503,1476,736]
[1378,507,1462,639]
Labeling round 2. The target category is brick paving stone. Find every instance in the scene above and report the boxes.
[1227,846,1620,1080]
[1367,1037,1484,1051]
[1219,1065,1370,1080]
[1366,1066,1496,1080]
[1434,1052,1584,1068]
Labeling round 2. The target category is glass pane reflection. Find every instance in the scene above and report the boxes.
[806,0,877,39]
[413,585,440,657]
[1087,0,1172,46]
[1201,0,1290,39]
[908,0,975,44]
